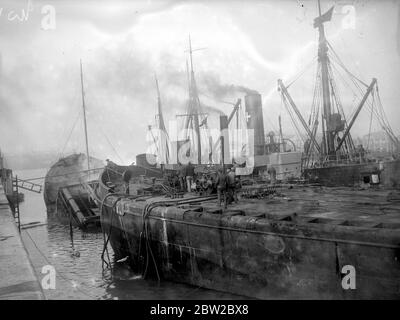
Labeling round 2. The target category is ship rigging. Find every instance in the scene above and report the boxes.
[277,2,400,169]
[148,36,249,166]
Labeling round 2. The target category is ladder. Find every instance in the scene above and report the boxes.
[16,178,42,193]
[12,176,21,232]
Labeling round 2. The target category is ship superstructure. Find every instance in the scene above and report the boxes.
[277,2,400,186]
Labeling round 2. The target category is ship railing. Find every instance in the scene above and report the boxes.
[305,152,371,169]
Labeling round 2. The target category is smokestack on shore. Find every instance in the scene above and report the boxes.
[244,93,265,156]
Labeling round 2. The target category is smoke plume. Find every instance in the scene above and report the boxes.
[198,72,259,99]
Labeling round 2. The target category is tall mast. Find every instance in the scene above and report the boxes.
[80,59,90,173]
[184,60,191,132]
[155,74,167,133]
[155,74,169,163]
[315,0,335,156]
[188,35,202,164]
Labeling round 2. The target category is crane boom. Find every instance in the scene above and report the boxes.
[210,99,241,156]
[227,99,241,124]
[278,79,321,154]
[335,78,377,152]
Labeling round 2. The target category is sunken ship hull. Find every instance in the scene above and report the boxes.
[44,153,104,209]
[98,166,400,299]
[44,153,105,228]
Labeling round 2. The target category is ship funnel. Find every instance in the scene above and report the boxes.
[245,93,265,155]
[219,115,230,165]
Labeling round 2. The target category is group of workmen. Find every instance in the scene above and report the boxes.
[177,162,239,208]
[177,161,196,193]
[215,167,239,209]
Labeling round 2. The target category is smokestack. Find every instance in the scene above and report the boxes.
[219,115,229,166]
[244,93,265,155]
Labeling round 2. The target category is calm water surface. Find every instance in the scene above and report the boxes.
[16,168,246,300]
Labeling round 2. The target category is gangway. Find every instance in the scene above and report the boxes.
[16,178,42,193]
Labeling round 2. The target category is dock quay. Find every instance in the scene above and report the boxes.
[0,184,44,300]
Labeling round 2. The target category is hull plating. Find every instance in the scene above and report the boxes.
[101,195,400,299]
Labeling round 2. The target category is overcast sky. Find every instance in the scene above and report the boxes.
[0,0,399,163]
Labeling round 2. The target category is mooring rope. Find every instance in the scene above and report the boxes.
[139,195,218,282]
[99,190,218,284]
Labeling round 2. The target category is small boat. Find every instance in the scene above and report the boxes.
[0,150,13,198]
[8,191,24,204]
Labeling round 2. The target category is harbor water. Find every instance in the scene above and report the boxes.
[17,168,246,300]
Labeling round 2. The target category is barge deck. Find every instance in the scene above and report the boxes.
[100,184,400,299]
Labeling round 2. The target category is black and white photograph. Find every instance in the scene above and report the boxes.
[0,0,399,307]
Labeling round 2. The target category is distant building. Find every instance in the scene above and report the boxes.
[361,131,400,153]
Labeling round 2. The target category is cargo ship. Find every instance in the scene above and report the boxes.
[277,3,400,188]
[96,4,400,299]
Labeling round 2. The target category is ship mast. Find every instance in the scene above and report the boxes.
[80,60,90,173]
[315,0,334,157]
[279,1,394,166]
[187,35,202,164]
[154,74,170,164]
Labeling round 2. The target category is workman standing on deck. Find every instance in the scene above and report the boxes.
[227,168,238,204]
[267,166,277,184]
[216,168,228,209]
[178,162,186,191]
[186,162,195,193]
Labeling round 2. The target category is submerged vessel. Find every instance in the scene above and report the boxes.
[277,3,400,188]
[44,153,104,209]
[44,153,104,226]
[44,61,104,228]
[97,5,400,299]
